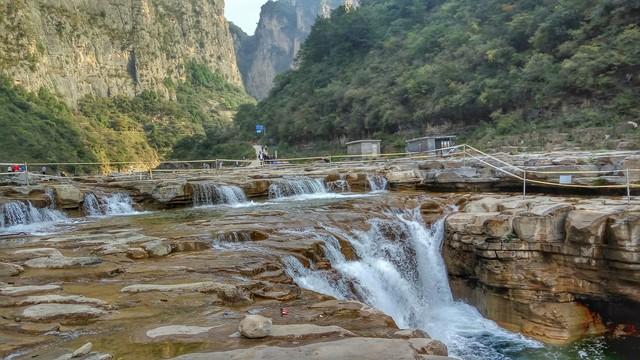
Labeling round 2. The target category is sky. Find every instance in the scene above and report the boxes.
[225,0,266,35]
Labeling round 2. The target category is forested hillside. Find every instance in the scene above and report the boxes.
[236,0,640,151]
[0,62,254,164]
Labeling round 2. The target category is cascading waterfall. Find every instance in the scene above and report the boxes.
[284,209,541,359]
[192,183,248,206]
[367,174,388,192]
[327,174,351,193]
[268,177,327,199]
[83,192,138,216]
[0,201,67,230]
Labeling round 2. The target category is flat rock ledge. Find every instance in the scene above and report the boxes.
[168,337,452,360]
[0,284,62,296]
[146,325,215,339]
[21,304,107,324]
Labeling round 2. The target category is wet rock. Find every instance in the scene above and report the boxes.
[0,262,23,277]
[393,329,430,339]
[238,315,272,338]
[13,294,109,308]
[270,324,355,338]
[142,240,172,257]
[151,183,188,204]
[409,338,448,356]
[52,185,83,209]
[24,256,102,269]
[121,281,251,304]
[21,304,106,324]
[126,247,148,259]
[168,337,450,359]
[146,325,213,339]
[71,342,92,357]
[12,248,63,261]
[0,284,62,296]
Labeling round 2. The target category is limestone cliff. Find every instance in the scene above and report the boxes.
[232,0,358,99]
[0,0,242,106]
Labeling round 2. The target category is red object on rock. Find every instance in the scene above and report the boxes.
[280,307,289,317]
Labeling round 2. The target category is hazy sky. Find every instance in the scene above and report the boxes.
[225,0,265,35]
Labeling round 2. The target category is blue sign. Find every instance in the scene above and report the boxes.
[256,124,265,134]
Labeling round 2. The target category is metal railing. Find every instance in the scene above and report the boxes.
[3,144,638,202]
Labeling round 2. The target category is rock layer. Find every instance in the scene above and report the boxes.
[0,0,242,106]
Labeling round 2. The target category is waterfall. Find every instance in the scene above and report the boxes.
[192,183,248,206]
[367,174,388,192]
[0,201,67,230]
[83,193,138,216]
[268,177,327,199]
[327,174,351,193]
[283,209,540,359]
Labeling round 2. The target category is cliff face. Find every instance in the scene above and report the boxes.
[232,0,358,99]
[444,196,640,344]
[0,0,242,106]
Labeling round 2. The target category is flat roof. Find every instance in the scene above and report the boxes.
[346,139,382,145]
[406,135,457,143]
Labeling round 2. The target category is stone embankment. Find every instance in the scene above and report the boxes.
[445,195,640,344]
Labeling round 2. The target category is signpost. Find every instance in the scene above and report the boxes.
[256,124,265,135]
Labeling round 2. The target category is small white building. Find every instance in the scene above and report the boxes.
[346,140,381,156]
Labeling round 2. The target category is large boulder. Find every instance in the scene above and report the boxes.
[51,185,83,209]
[512,203,573,242]
[238,315,272,339]
[565,210,612,245]
[141,240,173,257]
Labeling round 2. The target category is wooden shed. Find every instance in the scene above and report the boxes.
[346,140,381,156]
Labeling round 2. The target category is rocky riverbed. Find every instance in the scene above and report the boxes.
[1,158,640,359]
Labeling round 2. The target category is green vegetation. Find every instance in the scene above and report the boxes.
[239,0,640,151]
[0,61,255,166]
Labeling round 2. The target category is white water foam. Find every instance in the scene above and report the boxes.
[283,209,541,359]
[268,177,327,199]
[192,183,248,206]
[83,193,138,216]
[0,200,68,234]
[367,174,388,192]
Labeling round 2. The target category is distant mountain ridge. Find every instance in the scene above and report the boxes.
[231,0,359,99]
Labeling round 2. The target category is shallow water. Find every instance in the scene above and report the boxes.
[3,191,637,359]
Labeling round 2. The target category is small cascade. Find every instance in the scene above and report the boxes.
[0,201,67,229]
[283,209,540,359]
[216,231,252,243]
[83,192,138,216]
[327,174,351,193]
[367,174,388,192]
[83,193,102,216]
[45,188,57,209]
[268,177,327,199]
[192,183,248,206]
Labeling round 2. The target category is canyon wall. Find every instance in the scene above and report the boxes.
[444,195,640,344]
[232,0,358,99]
[0,0,242,106]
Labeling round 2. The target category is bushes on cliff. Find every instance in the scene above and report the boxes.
[244,0,640,150]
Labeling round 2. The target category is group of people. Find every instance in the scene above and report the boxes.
[5,165,48,175]
[6,164,25,173]
[258,146,272,166]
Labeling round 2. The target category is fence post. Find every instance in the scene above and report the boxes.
[522,170,527,200]
[463,145,467,167]
[25,162,30,186]
[626,169,631,205]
